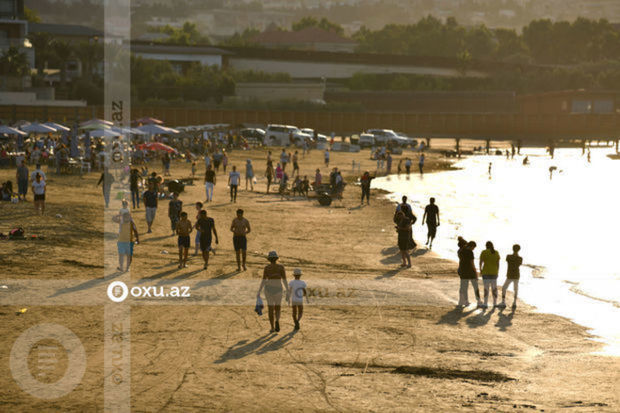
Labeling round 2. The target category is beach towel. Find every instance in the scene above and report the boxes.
[254,296,264,316]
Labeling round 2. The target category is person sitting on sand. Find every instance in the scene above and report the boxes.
[498,244,523,310]
[288,268,309,330]
[176,211,192,268]
[479,241,500,309]
[257,251,289,333]
[457,239,482,308]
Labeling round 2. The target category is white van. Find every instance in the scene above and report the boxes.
[264,124,312,146]
[358,133,376,148]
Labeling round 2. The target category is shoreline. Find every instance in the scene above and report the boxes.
[0,148,618,411]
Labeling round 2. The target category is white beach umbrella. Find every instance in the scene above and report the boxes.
[0,125,27,136]
[43,122,71,132]
[21,122,56,134]
[137,124,180,135]
[89,129,121,138]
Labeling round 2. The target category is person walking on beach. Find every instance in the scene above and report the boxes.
[228,165,240,203]
[265,163,274,194]
[498,244,522,310]
[288,268,309,330]
[115,211,139,272]
[395,210,413,268]
[395,195,416,223]
[32,173,46,215]
[130,168,141,209]
[230,208,251,271]
[222,151,228,173]
[457,239,482,307]
[97,170,115,208]
[280,149,288,171]
[292,151,300,177]
[31,163,46,183]
[195,209,218,270]
[314,168,322,186]
[257,251,289,333]
[16,160,28,201]
[405,158,412,175]
[479,241,500,309]
[419,153,425,175]
[193,202,203,256]
[275,163,283,184]
[386,152,392,174]
[360,171,374,205]
[168,192,183,236]
[397,159,403,175]
[176,211,192,268]
[143,182,158,233]
[245,159,254,191]
[204,164,215,202]
[324,149,330,167]
[422,197,440,249]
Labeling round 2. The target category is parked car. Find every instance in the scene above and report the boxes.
[366,129,412,147]
[395,132,418,148]
[240,128,265,146]
[358,133,376,148]
[264,124,312,146]
[301,128,327,143]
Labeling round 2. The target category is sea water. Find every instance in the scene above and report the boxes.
[374,147,620,356]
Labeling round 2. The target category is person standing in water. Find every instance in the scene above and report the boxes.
[257,251,289,333]
[498,244,523,310]
[422,197,440,249]
[457,239,482,308]
[479,241,500,309]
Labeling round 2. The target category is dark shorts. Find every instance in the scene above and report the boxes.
[178,236,190,248]
[34,194,45,201]
[233,235,247,251]
[426,223,437,237]
[200,236,212,252]
[293,162,299,169]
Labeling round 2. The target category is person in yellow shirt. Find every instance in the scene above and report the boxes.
[115,212,139,273]
[479,241,500,309]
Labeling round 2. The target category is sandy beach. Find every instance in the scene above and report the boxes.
[0,147,618,411]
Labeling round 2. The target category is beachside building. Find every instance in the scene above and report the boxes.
[230,81,326,103]
[518,90,620,114]
[131,43,233,74]
[250,27,358,53]
[0,0,34,84]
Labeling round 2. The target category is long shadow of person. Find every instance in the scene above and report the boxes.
[465,307,495,328]
[495,308,515,332]
[256,330,298,355]
[214,333,276,364]
[436,307,476,325]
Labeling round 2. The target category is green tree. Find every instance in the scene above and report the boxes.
[27,32,54,77]
[24,7,41,23]
[292,17,344,35]
[52,40,74,90]
[220,28,260,47]
[154,22,210,45]
[0,47,30,77]
[74,41,103,83]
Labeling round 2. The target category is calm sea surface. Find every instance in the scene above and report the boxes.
[374,146,620,355]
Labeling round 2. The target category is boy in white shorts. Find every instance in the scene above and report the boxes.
[288,268,309,330]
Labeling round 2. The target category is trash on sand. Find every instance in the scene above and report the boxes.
[161,250,169,254]
[55,214,63,218]
[0,285,8,289]
[16,308,27,315]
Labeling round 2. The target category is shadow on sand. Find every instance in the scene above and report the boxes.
[465,307,495,328]
[495,308,516,331]
[436,307,477,325]
[48,271,122,298]
[214,330,297,363]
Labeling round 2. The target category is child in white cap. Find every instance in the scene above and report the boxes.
[288,268,309,330]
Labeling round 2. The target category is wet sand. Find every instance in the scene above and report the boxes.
[0,147,618,411]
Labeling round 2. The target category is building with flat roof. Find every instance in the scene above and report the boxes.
[251,27,358,53]
[518,90,620,114]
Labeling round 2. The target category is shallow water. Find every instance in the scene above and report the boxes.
[374,146,620,356]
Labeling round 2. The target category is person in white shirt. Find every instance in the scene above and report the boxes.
[32,172,46,215]
[228,165,241,203]
[30,164,46,182]
[288,268,309,330]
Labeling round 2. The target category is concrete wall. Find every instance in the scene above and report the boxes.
[234,82,325,102]
[0,91,86,107]
[133,52,223,67]
[228,57,487,79]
